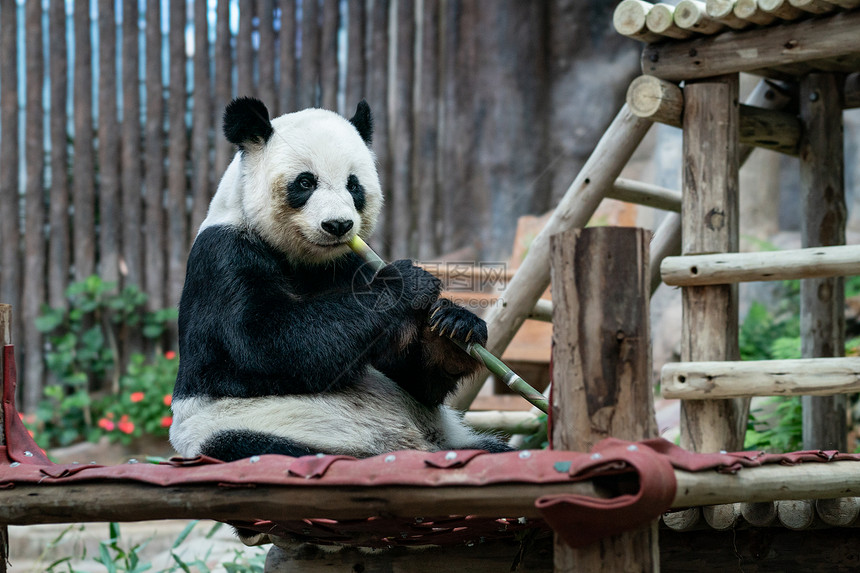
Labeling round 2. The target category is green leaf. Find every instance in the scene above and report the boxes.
[172,520,199,549]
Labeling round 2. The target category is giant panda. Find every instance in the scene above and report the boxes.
[169,97,511,462]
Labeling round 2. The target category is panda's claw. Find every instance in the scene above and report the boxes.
[465,330,472,343]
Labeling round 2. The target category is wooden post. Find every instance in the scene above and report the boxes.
[799,73,847,451]
[550,227,658,572]
[680,73,745,453]
[0,304,11,573]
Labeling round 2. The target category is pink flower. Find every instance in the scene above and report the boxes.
[164,351,177,360]
[118,419,135,434]
[163,394,172,407]
[130,392,145,403]
[98,418,116,431]
[160,416,173,428]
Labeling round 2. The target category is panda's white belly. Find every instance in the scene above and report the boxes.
[170,368,477,458]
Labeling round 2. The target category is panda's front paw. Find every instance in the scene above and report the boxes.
[428,299,488,347]
[375,260,441,313]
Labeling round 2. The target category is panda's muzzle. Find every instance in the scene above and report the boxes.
[321,218,354,238]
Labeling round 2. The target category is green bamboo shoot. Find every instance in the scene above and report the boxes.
[348,235,548,414]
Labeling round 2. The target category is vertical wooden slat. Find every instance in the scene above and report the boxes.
[366,0,390,258]
[257,0,277,109]
[390,0,414,258]
[680,74,746,453]
[299,0,320,108]
[214,0,233,177]
[345,0,366,111]
[414,0,439,259]
[0,304,10,573]
[23,0,46,412]
[98,0,121,284]
[121,0,142,289]
[73,0,96,282]
[144,0,165,311]
[48,0,70,308]
[800,73,847,451]
[167,0,189,309]
[550,227,658,572]
[1,0,21,355]
[320,0,339,111]
[278,0,297,115]
[237,0,255,96]
[190,0,212,239]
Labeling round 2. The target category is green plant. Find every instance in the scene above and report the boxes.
[740,277,860,452]
[32,276,178,448]
[37,521,267,573]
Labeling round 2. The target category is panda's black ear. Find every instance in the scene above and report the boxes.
[223,97,274,148]
[349,100,373,145]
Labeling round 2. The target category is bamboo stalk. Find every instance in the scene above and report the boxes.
[463,410,542,434]
[662,357,860,399]
[348,236,548,414]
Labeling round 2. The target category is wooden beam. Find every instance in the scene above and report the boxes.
[550,227,658,573]
[1,461,858,526]
[680,74,745,453]
[673,461,860,506]
[463,410,542,434]
[650,213,682,294]
[451,106,652,411]
[800,73,847,452]
[733,0,778,25]
[740,501,777,527]
[626,75,801,155]
[641,9,860,81]
[608,177,682,212]
[757,0,804,20]
[660,245,860,286]
[661,357,860,399]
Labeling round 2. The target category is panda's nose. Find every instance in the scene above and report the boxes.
[321,219,354,238]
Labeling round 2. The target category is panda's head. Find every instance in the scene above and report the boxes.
[213,97,382,264]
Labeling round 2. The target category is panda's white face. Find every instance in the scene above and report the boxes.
[202,101,382,264]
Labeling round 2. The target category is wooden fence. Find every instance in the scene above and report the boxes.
[0,0,638,410]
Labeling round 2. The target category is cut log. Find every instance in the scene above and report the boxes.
[660,245,860,286]
[626,75,801,154]
[614,0,661,42]
[706,0,753,28]
[663,508,703,531]
[788,0,839,13]
[776,499,817,530]
[646,3,695,39]
[815,497,860,527]
[702,503,741,531]
[674,0,726,34]
[740,501,777,527]
[734,0,778,24]
[641,9,860,81]
[757,0,804,19]
[662,357,860,399]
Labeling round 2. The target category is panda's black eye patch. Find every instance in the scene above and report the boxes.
[346,174,366,212]
[287,171,317,209]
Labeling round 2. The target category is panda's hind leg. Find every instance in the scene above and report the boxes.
[199,429,318,462]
